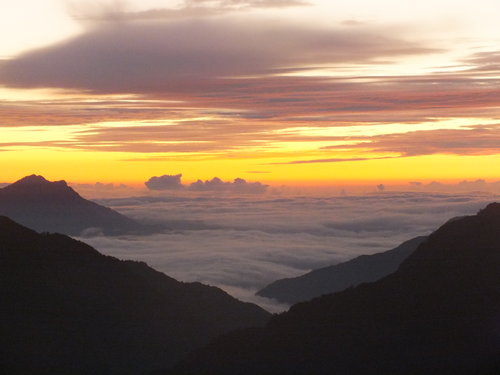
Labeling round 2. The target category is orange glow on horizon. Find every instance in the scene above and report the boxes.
[1,146,499,187]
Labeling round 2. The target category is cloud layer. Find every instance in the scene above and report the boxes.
[81,191,498,312]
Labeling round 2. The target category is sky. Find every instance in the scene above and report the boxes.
[1,0,500,186]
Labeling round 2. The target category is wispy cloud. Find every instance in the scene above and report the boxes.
[271,156,401,165]
[321,125,500,157]
[1,8,500,165]
[69,0,311,22]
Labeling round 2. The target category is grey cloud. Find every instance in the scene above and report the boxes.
[0,18,434,93]
[72,0,311,21]
[186,0,310,8]
[189,177,269,194]
[142,174,269,194]
[145,174,184,190]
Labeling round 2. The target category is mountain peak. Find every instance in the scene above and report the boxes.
[16,174,50,184]
[2,174,72,195]
[0,175,145,236]
[12,174,68,187]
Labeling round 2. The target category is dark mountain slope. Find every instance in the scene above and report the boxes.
[0,175,147,235]
[0,217,270,374]
[258,236,426,304]
[168,203,500,375]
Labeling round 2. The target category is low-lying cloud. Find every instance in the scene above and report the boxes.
[82,191,498,312]
[405,179,500,193]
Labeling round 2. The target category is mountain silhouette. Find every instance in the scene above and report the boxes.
[0,175,149,236]
[257,236,427,304]
[167,203,500,375]
[0,217,270,374]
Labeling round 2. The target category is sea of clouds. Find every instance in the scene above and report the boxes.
[78,191,498,312]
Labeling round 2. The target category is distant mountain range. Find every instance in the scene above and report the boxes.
[0,175,151,236]
[167,203,500,375]
[0,217,270,374]
[257,236,427,304]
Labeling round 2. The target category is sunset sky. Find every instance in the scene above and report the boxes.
[1,0,500,186]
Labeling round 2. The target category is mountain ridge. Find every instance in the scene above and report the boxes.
[0,175,151,236]
[167,202,500,375]
[257,235,427,304]
[0,216,271,374]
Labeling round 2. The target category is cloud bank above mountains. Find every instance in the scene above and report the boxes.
[145,174,184,190]
[82,191,498,311]
[145,174,269,194]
